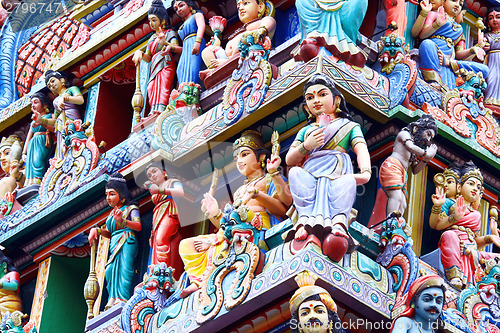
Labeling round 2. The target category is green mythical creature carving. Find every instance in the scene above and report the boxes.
[0,311,36,333]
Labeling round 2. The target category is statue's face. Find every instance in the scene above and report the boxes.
[444,176,458,199]
[459,177,482,204]
[106,189,121,208]
[148,14,163,32]
[298,300,330,333]
[173,1,191,20]
[237,0,262,24]
[46,76,65,95]
[488,10,500,31]
[147,167,165,186]
[429,0,443,11]
[0,145,11,174]
[31,97,46,114]
[304,84,337,119]
[443,0,463,18]
[233,147,263,177]
[413,287,444,324]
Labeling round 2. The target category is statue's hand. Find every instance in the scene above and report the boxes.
[112,207,123,225]
[423,143,437,161]
[304,127,325,150]
[431,186,446,207]
[193,239,211,252]
[192,41,201,55]
[88,227,99,243]
[201,192,219,218]
[32,110,42,124]
[148,184,160,195]
[267,153,281,174]
[454,195,466,221]
[9,160,20,179]
[420,0,431,13]
[132,50,143,65]
[436,6,447,27]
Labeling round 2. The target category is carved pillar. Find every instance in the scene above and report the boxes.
[30,258,51,331]
[403,165,428,256]
[93,235,110,318]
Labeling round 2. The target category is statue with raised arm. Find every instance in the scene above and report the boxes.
[0,135,24,201]
[368,115,438,229]
[390,275,445,333]
[132,0,180,114]
[418,0,489,90]
[430,161,500,289]
[143,162,184,278]
[179,130,292,297]
[44,70,84,159]
[199,0,276,80]
[88,173,142,309]
[22,92,53,186]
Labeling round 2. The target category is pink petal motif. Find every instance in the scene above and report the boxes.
[209,16,227,33]
[318,113,331,127]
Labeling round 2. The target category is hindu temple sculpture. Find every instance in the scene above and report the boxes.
[132,0,180,114]
[88,173,142,309]
[295,0,368,66]
[390,275,445,333]
[199,0,276,80]
[171,0,205,86]
[44,70,84,159]
[290,270,344,333]
[179,130,292,297]
[143,162,184,278]
[23,92,53,186]
[368,115,437,228]
[0,252,22,316]
[0,136,24,201]
[418,0,489,90]
[285,74,370,260]
[430,161,500,289]
[484,6,500,113]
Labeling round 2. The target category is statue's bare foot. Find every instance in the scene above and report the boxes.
[331,225,348,239]
[199,68,212,81]
[295,226,308,241]
[104,297,115,311]
[180,283,199,298]
[301,38,317,45]
[449,277,463,290]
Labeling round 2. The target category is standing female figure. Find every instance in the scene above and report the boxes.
[172,0,205,85]
[23,92,54,186]
[285,74,371,243]
[88,173,141,309]
[44,70,84,159]
[484,7,500,111]
[132,0,180,113]
[0,252,22,316]
[143,162,183,278]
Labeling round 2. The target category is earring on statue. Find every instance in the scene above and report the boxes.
[260,156,266,169]
[191,8,196,14]
[411,303,415,308]
[335,100,341,112]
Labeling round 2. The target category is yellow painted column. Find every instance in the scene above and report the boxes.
[403,166,428,257]
[93,236,110,317]
[478,198,490,250]
[30,258,51,330]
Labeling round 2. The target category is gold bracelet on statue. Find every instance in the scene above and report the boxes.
[432,21,442,29]
[431,205,442,214]
[64,95,70,103]
[298,143,310,155]
[420,10,429,17]
[96,228,101,235]
[484,235,492,244]
[269,170,280,177]
[360,167,372,175]
[213,209,223,220]
[195,37,202,43]
[448,214,457,225]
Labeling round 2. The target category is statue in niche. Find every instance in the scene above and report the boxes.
[0,135,24,201]
[132,0,180,114]
[285,74,371,261]
[418,0,489,90]
[178,130,292,297]
[390,274,445,333]
[143,162,184,278]
[22,92,53,186]
[88,173,142,310]
[199,0,276,80]
[0,252,22,316]
[295,0,368,66]
[367,115,437,230]
[43,70,84,160]
[411,0,465,39]
[289,270,344,333]
[429,161,500,289]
